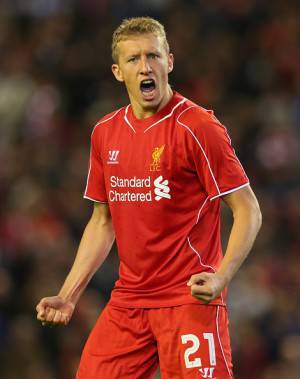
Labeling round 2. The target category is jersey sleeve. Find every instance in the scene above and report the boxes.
[180,107,249,200]
[83,126,108,203]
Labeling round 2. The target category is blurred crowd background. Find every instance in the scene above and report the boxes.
[0,0,300,378]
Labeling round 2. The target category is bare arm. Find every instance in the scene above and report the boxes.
[36,202,115,325]
[58,202,114,303]
[188,185,262,303]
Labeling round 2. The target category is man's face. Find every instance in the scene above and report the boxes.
[112,33,174,115]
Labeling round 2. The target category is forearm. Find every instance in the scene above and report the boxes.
[58,215,115,305]
[217,203,262,284]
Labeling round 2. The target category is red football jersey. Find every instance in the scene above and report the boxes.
[84,91,249,307]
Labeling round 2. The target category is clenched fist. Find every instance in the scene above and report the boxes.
[36,296,75,326]
[187,272,227,304]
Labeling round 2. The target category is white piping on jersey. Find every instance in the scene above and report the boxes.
[177,105,250,200]
[94,107,124,128]
[206,110,248,180]
[187,195,225,305]
[144,98,186,133]
[84,146,96,198]
[210,182,250,201]
[216,306,233,378]
[177,108,221,197]
[83,195,108,203]
[123,98,186,133]
[176,104,198,118]
[219,122,249,179]
[187,237,225,306]
[196,196,209,224]
[124,105,137,133]
[187,236,215,273]
[84,107,124,198]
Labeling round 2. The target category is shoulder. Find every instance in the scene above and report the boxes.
[177,99,219,126]
[176,100,226,141]
[92,106,126,136]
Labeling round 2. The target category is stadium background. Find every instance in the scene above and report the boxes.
[0,0,300,378]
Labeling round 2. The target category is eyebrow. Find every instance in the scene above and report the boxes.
[125,50,161,58]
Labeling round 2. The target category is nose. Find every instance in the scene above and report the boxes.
[140,56,152,74]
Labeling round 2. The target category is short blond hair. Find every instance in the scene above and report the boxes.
[112,17,170,63]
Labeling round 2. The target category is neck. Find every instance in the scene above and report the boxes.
[131,86,173,119]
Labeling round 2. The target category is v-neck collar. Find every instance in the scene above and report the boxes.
[124,91,186,133]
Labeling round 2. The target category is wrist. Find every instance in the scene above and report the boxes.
[58,290,77,305]
[215,271,231,287]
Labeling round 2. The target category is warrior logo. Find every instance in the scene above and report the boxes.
[108,150,119,164]
[199,367,216,378]
[154,175,171,201]
[150,145,165,171]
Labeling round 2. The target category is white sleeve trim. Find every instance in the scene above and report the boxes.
[210,182,250,201]
[83,195,108,203]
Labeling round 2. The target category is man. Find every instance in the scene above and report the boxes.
[36,17,262,379]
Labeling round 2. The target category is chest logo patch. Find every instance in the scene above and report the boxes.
[150,145,165,171]
[108,150,119,164]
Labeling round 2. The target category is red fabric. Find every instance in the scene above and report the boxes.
[77,303,233,379]
[84,91,249,308]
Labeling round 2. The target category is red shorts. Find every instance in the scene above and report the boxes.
[76,303,233,379]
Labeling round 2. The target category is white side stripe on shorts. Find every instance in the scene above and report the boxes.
[216,306,233,379]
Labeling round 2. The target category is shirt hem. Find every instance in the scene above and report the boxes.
[108,298,226,309]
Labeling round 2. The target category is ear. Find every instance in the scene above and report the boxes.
[112,63,124,82]
[168,53,174,74]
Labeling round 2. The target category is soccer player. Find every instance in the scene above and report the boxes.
[36,17,262,379]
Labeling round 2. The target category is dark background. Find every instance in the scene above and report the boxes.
[0,1,300,378]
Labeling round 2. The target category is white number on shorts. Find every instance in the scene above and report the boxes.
[181,333,216,368]
[181,334,202,368]
[203,333,216,366]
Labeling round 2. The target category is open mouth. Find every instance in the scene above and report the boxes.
[140,79,156,93]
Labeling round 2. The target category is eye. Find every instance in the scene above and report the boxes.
[148,53,159,59]
[128,56,137,63]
